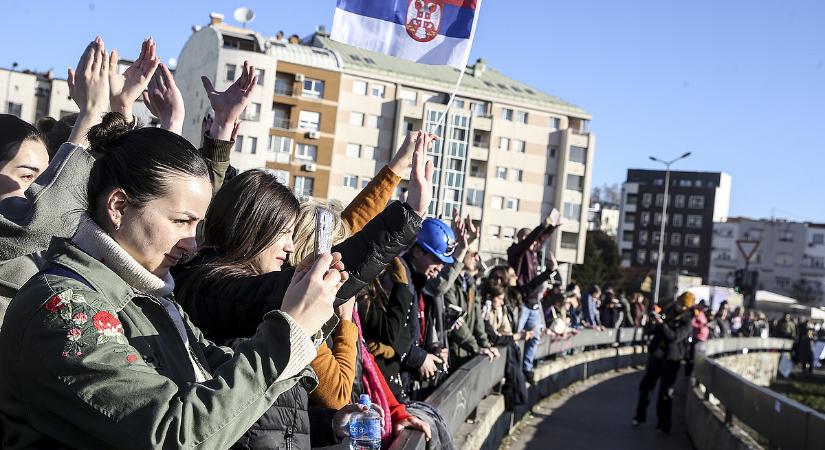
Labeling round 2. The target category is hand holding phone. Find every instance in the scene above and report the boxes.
[314,206,334,258]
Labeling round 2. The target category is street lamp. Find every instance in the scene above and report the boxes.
[649,152,691,304]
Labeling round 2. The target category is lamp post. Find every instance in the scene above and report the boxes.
[649,152,691,304]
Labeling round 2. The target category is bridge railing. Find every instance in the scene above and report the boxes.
[693,337,825,450]
[389,326,645,449]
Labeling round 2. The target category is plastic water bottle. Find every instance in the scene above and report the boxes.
[348,394,381,450]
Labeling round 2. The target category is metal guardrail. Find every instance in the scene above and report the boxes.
[693,337,825,450]
[388,327,645,450]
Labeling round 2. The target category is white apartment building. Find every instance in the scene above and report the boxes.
[709,217,825,305]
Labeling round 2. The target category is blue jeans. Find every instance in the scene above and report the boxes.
[517,304,545,372]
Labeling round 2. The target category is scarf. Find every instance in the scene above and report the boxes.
[352,309,392,440]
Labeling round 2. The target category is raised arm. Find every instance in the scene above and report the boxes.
[108,37,160,125]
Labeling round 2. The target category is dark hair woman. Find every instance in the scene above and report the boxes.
[0,55,343,448]
[173,131,436,448]
[0,114,49,202]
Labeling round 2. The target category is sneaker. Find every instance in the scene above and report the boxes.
[632,419,641,428]
[524,370,536,386]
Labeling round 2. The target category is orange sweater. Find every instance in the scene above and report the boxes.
[308,165,402,409]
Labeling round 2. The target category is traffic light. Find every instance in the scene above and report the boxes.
[733,269,745,293]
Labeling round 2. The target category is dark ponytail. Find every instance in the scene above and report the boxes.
[0,114,46,164]
[86,112,210,217]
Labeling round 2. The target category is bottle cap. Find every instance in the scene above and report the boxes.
[358,394,371,406]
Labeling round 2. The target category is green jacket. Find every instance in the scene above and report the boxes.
[0,238,316,449]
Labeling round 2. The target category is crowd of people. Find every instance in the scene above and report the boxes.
[0,36,819,449]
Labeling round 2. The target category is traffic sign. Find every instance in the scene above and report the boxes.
[736,240,760,262]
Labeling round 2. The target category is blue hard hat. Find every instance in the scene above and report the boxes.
[416,218,456,264]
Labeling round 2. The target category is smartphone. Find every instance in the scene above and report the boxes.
[549,208,561,227]
[314,207,334,258]
[450,310,468,331]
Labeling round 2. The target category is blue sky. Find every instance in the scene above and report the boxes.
[4,0,824,222]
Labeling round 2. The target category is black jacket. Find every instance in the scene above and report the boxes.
[172,201,422,449]
[646,310,693,361]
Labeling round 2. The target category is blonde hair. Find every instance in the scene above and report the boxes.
[290,199,351,264]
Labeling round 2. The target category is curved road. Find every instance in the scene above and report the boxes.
[504,370,694,450]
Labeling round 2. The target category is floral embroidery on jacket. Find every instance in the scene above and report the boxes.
[43,289,130,358]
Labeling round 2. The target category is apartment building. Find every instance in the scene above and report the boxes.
[175,13,597,277]
[0,68,78,123]
[709,217,825,305]
[618,169,732,281]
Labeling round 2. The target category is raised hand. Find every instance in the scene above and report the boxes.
[281,253,345,336]
[465,214,479,246]
[201,60,257,140]
[109,37,160,122]
[451,208,468,249]
[388,130,425,176]
[67,37,110,146]
[142,63,184,135]
[404,131,436,217]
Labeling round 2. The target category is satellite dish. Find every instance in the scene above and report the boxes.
[233,7,256,28]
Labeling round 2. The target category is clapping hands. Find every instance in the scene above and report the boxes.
[201,60,257,140]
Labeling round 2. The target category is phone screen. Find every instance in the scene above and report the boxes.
[550,208,561,226]
[314,207,334,258]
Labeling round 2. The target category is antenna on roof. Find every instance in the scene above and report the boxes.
[233,7,256,28]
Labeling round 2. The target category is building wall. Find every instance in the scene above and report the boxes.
[0,69,39,123]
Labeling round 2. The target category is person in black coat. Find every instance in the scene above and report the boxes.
[632,292,695,434]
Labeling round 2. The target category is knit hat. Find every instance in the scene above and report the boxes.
[677,291,696,309]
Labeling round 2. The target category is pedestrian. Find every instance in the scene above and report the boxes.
[632,292,695,434]
[685,299,710,376]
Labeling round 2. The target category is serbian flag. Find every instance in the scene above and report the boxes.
[331,0,480,69]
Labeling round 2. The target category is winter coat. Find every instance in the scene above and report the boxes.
[506,223,556,307]
[646,310,694,362]
[0,237,316,449]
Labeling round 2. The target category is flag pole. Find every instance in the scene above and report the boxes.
[433,0,484,132]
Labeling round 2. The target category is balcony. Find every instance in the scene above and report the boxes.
[274,85,294,97]
[272,117,291,130]
[472,115,492,131]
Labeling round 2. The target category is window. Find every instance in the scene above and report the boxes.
[550,117,561,130]
[248,137,258,154]
[803,255,825,268]
[370,84,385,98]
[353,80,367,95]
[569,146,586,163]
[466,188,484,207]
[745,229,763,240]
[626,193,638,205]
[471,102,488,116]
[669,252,680,265]
[683,253,699,267]
[678,179,693,188]
[488,225,501,239]
[268,169,289,185]
[491,196,503,209]
[234,135,244,153]
[400,89,417,105]
[298,111,320,131]
[516,111,528,124]
[362,146,376,160]
[639,231,649,245]
[294,176,314,197]
[548,146,557,158]
[268,135,293,153]
[650,250,659,263]
[243,102,261,121]
[225,64,236,81]
[654,212,663,226]
[688,195,705,209]
[653,178,664,186]
[642,193,652,207]
[686,215,703,229]
[501,108,513,121]
[512,169,523,182]
[546,174,555,186]
[564,202,582,221]
[674,195,685,208]
[624,212,636,224]
[502,227,516,240]
[813,233,825,245]
[346,144,361,158]
[671,233,682,246]
[6,102,22,117]
[255,68,265,86]
[499,137,510,151]
[275,73,293,96]
[672,214,683,227]
[566,174,584,192]
[652,232,662,244]
[302,78,325,98]
[367,114,382,128]
[343,175,358,189]
[656,194,666,207]
[779,230,794,242]
[361,177,372,189]
[637,249,647,263]
[641,212,650,226]
[685,234,701,247]
[349,112,364,126]
[623,230,634,242]
[776,254,794,267]
[512,140,525,153]
[506,198,520,211]
[561,232,579,249]
[496,167,507,180]
[776,277,791,289]
[295,143,318,161]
